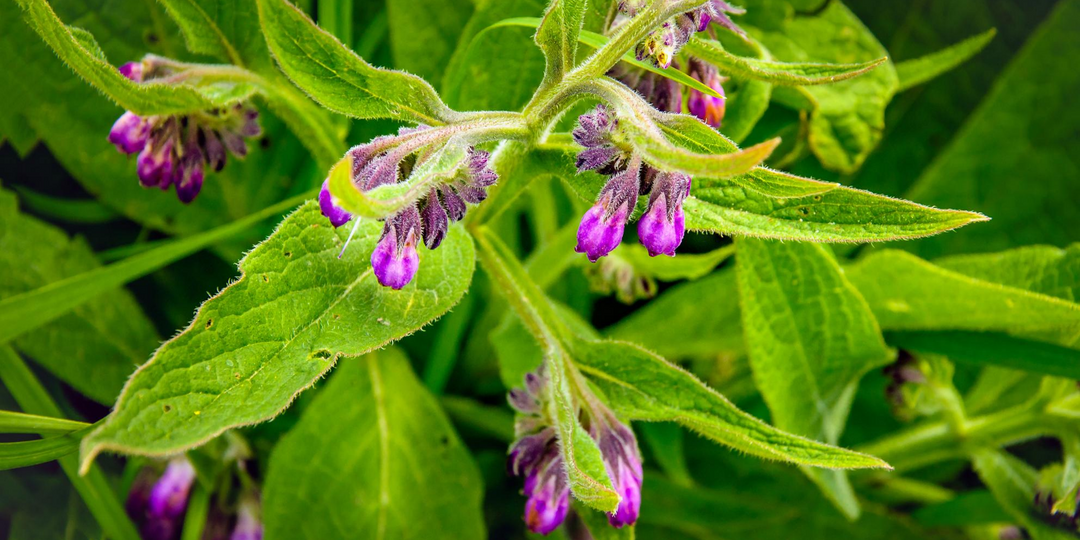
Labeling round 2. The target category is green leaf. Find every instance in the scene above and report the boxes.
[845,250,1080,340]
[263,349,485,538]
[885,331,1080,381]
[736,238,891,517]
[747,1,899,173]
[0,191,312,354]
[912,490,1010,527]
[638,422,693,487]
[256,0,455,125]
[0,411,89,435]
[0,428,89,471]
[573,500,636,540]
[156,0,269,67]
[720,78,772,144]
[607,267,744,360]
[972,449,1077,540]
[0,346,141,540]
[387,0,473,84]
[79,203,475,471]
[0,188,159,404]
[13,0,257,115]
[12,187,118,224]
[569,337,890,470]
[535,0,588,83]
[686,179,988,242]
[614,243,734,283]
[684,37,886,86]
[905,0,1080,258]
[895,29,996,92]
[473,227,619,512]
[934,244,1080,305]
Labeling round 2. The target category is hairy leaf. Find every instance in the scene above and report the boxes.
[895,29,996,91]
[13,0,256,115]
[263,349,485,539]
[79,203,475,470]
[685,37,886,86]
[156,0,269,68]
[257,0,455,125]
[736,238,890,517]
[535,0,588,83]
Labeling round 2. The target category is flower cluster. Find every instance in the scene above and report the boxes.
[107,61,261,203]
[507,367,643,535]
[318,130,498,289]
[573,105,692,261]
[629,0,745,69]
[126,456,264,540]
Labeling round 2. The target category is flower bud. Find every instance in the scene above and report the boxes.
[592,417,643,528]
[507,368,570,535]
[229,495,264,540]
[109,112,151,154]
[687,59,726,128]
[420,188,449,250]
[576,163,641,262]
[637,171,691,257]
[137,138,176,189]
[371,206,421,290]
[319,180,353,228]
[119,61,144,82]
[137,457,196,540]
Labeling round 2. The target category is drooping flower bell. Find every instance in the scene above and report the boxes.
[507,368,570,535]
[323,128,498,289]
[637,169,691,257]
[572,105,642,262]
[589,410,643,528]
[108,60,261,203]
[126,456,197,540]
[230,494,265,540]
[687,58,727,128]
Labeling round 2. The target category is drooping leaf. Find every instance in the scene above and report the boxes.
[79,203,475,471]
[568,337,890,471]
[535,0,588,83]
[0,188,159,404]
[736,238,891,517]
[685,37,886,86]
[895,29,997,91]
[905,0,1080,258]
[13,0,257,115]
[256,0,455,125]
[845,250,1080,341]
[263,349,485,539]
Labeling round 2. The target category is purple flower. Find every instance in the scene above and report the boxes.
[687,59,726,128]
[133,457,196,540]
[637,171,691,257]
[371,206,421,289]
[507,368,570,535]
[576,161,641,262]
[137,137,177,189]
[590,415,643,528]
[523,449,570,535]
[319,180,354,228]
[610,63,684,114]
[109,112,151,154]
[230,496,264,540]
[631,0,746,67]
[119,61,144,82]
[420,189,448,250]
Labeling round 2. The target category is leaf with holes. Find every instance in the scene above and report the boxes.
[79,202,475,471]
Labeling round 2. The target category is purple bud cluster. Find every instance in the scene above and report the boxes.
[506,367,643,535]
[318,130,498,289]
[573,105,692,262]
[107,61,261,203]
[629,0,745,68]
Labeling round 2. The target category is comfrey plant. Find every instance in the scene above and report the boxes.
[8,0,1078,539]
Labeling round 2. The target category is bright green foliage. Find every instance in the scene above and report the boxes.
[935,244,1080,303]
[0,188,159,404]
[156,0,270,68]
[895,29,997,91]
[737,239,890,517]
[80,203,475,470]
[685,37,886,86]
[0,411,88,435]
[535,0,588,83]
[387,0,473,84]
[263,349,485,539]
[257,0,455,125]
[972,450,1077,540]
[13,0,257,115]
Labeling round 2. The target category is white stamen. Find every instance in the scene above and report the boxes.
[338,218,362,259]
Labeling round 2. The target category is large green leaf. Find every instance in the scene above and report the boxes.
[0,188,158,404]
[387,0,473,85]
[685,37,886,86]
[736,238,890,517]
[846,249,1080,340]
[747,0,899,173]
[934,244,1080,304]
[263,349,485,539]
[79,203,475,471]
[156,0,270,68]
[905,0,1080,258]
[257,0,455,125]
[13,0,256,115]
